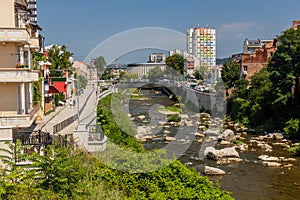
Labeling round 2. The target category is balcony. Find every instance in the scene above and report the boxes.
[0,104,40,128]
[0,28,30,43]
[0,68,39,83]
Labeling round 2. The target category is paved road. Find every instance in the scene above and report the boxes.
[34,83,98,135]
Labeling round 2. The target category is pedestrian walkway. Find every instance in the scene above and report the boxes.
[34,84,96,134]
[34,83,111,152]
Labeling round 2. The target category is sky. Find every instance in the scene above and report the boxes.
[37,0,300,64]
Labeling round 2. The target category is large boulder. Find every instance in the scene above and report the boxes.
[206,147,240,161]
[218,129,235,142]
[204,166,225,175]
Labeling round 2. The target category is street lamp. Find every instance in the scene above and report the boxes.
[69,77,80,125]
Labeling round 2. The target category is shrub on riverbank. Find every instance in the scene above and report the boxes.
[0,93,233,199]
[96,93,233,199]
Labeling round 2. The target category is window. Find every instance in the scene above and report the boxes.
[243,66,248,73]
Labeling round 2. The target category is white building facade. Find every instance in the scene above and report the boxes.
[186,26,216,69]
[0,0,43,153]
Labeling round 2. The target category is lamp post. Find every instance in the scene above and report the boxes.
[70,77,80,125]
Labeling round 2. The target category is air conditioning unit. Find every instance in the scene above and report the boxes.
[243,71,248,75]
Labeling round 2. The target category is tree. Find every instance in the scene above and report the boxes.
[221,60,240,89]
[267,27,300,132]
[74,74,88,89]
[165,54,186,75]
[93,56,106,79]
[193,69,203,80]
[148,66,164,81]
[47,45,74,77]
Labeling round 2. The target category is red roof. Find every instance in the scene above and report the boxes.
[53,82,67,93]
[47,82,67,95]
[47,85,60,94]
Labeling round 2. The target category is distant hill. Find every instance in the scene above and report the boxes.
[216,57,231,65]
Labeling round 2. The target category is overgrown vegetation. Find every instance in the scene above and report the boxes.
[165,106,182,113]
[225,27,300,140]
[167,114,181,122]
[54,93,66,106]
[0,94,233,199]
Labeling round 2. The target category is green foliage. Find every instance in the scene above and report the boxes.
[0,133,232,200]
[0,141,124,199]
[283,118,300,139]
[147,66,164,81]
[221,60,240,89]
[227,68,272,127]
[166,54,186,75]
[121,73,139,81]
[167,114,181,122]
[164,106,182,113]
[32,52,47,70]
[227,27,300,140]
[33,77,43,106]
[92,159,232,200]
[97,94,144,152]
[48,45,74,77]
[74,74,88,89]
[289,143,300,156]
[193,69,203,80]
[233,140,244,145]
[54,93,65,106]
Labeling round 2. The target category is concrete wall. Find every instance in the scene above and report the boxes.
[0,83,18,112]
[0,43,17,68]
[0,0,15,27]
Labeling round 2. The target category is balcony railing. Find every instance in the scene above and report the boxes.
[0,104,40,127]
[0,28,30,43]
[30,103,40,120]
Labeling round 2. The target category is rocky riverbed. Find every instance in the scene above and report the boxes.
[128,89,300,199]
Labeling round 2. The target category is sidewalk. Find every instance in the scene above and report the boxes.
[34,85,96,134]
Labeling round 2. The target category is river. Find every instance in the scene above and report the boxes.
[128,89,300,200]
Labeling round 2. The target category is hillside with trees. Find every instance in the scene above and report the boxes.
[225,27,300,140]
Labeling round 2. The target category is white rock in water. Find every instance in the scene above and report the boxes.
[204,166,226,175]
[220,141,231,145]
[258,155,280,162]
[206,147,240,161]
[218,129,235,142]
[165,136,176,141]
[137,115,146,120]
[263,162,281,167]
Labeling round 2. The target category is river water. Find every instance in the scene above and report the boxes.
[128,89,300,200]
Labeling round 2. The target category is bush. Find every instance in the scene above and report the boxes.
[54,93,65,107]
[167,114,181,122]
[233,140,244,145]
[283,118,300,139]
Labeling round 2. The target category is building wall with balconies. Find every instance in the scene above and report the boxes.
[0,0,42,152]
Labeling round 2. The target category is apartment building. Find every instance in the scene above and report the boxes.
[186,26,216,69]
[148,53,166,63]
[0,0,43,149]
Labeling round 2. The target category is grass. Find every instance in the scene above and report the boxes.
[233,140,244,145]
[165,106,182,113]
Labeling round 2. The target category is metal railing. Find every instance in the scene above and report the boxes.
[53,114,78,134]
